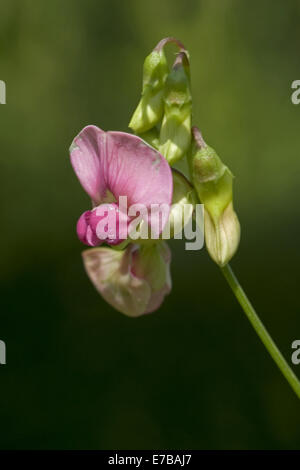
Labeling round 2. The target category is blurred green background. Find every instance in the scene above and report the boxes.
[0,0,300,450]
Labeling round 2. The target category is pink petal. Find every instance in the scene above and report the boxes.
[70,125,107,205]
[82,242,172,317]
[89,203,130,245]
[76,211,102,247]
[71,128,173,242]
[105,132,173,232]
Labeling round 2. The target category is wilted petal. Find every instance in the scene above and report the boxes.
[131,242,171,313]
[143,242,171,313]
[145,283,171,314]
[82,245,151,317]
[82,242,171,317]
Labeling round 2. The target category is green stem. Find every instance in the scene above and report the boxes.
[221,263,300,399]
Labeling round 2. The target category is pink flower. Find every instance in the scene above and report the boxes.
[70,125,173,246]
[82,242,171,317]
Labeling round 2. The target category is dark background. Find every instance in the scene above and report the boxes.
[0,0,300,449]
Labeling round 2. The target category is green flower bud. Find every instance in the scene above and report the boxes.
[163,169,197,239]
[204,201,240,268]
[129,49,169,134]
[190,127,240,266]
[159,52,192,166]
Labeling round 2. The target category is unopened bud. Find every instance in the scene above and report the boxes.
[190,127,240,266]
[163,169,197,239]
[159,52,192,166]
[129,48,169,134]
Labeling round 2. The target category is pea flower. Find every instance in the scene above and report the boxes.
[70,125,173,246]
[70,125,174,315]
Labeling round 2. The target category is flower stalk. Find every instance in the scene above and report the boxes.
[221,264,300,399]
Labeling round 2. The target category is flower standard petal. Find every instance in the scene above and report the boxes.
[106,132,172,206]
[105,132,173,234]
[70,125,107,205]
